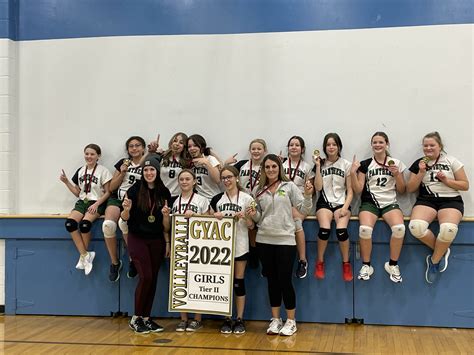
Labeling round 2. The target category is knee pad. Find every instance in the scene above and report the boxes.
[79,220,93,234]
[318,228,331,241]
[409,219,429,239]
[391,224,405,239]
[336,228,349,242]
[294,218,303,232]
[118,217,129,234]
[102,220,117,239]
[234,278,246,297]
[65,218,78,232]
[359,225,373,240]
[438,223,458,243]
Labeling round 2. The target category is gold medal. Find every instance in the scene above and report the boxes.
[313,149,320,157]
[387,160,395,166]
[123,159,131,166]
[422,156,430,164]
[148,215,155,223]
[250,201,257,209]
[84,197,89,204]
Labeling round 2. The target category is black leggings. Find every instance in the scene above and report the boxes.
[257,243,296,310]
[128,233,165,317]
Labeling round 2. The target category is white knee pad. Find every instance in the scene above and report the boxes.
[438,223,458,243]
[294,218,303,232]
[102,220,117,239]
[409,219,429,239]
[118,217,129,234]
[391,224,405,239]
[359,225,373,240]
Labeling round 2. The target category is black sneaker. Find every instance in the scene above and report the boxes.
[129,316,150,334]
[127,260,137,278]
[233,318,246,334]
[144,318,164,333]
[109,260,123,282]
[220,318,233,334]
[296,260,308,279]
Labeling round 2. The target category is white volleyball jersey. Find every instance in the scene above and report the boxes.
[235,160,261,193]
[72,164,112,201]
[113,158,142,200]
[318,157,351,207]
[409,154,463,198]
[358,157,406,208]
[282,158,315,193]
[160,156,185,197]
[192,155,222,200]
[171,192,210,215]
[210,191,255,257]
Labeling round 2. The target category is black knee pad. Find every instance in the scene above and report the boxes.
[336,228,349,242]
[318,228,331,241]
[65,218,78,232]
[234,278,246,297]
[79,220,93,233]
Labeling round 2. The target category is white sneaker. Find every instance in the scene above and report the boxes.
[83,251,96,275]
[75,255,85,270]
[358,264,374,281]
[279,319,297,336]
[266,318,283,335]
[384,262,402,283]
[439,248,450,273]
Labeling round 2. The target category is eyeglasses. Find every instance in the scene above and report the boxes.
[221,175,234,181]
[128,144,142,148]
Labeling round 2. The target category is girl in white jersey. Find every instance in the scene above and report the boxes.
[282,136,315,279]
[106,136,146,282]
[187,134,221,201]
[60,144,112,276]
[314,133,354,282]
[159,132,190,198]
[172,169,210,332]
[229,138,267,269]
[407,132,469,284]
[351,132,406,283]
[210,165,256,334]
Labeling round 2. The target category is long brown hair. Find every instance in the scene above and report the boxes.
[161,132,191,168]
[258,154,289,189]
[137,167,169,213]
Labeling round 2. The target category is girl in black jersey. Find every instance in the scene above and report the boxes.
[351,132,406,283]
[407,132,469,283]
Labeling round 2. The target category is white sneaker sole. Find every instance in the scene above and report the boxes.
[439,248,450,273]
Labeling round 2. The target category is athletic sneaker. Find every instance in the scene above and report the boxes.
[175,320,187,332]
[83,251,96,276]
[144,318,164,333]
[266,318,283,335]
[314,261,325,279]
[186,320,202,332]
[129,316,150,334]
[127,260,137,278]
[109,260,123,282]
[384,262,402,283]
[233,318,246,334]
[296,260,308,279]
[220,318,233,334]
[342,262,353,282]
[425,255,439,284]
[279,319,297,336]
[439,248,450,273]
[357,264,374,281]
[75,255,85,270]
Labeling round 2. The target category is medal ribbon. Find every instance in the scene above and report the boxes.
[148,190,156,218]
[288,158,301,181]
[256,180,280,198]
[249,161,260,191]
[179,192,194,214]
[83,163,98,195]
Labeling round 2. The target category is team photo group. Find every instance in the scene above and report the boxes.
[59,131,469,336]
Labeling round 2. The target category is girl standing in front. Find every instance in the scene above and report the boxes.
[210,165,256,334]
[121,157,172,334]
[407,132,469,283]
[351,132,406,283]
[281,136,315,278]
[171,169,210,332]
[313,133,353,281]
[253,154,313,336]
[60,143,112,275]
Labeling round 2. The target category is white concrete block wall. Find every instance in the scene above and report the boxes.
[0,38,17,307]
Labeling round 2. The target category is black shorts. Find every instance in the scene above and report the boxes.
[316,199,350,213]
[235,252,249,262]
[414,196,464,215]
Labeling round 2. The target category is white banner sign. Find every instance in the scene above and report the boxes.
[168,214,236,316]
